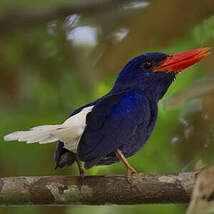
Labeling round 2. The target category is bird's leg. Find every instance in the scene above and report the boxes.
[75,155,87,179]
[115,149,137,178]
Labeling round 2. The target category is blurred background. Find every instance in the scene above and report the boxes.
[1,0,214,213]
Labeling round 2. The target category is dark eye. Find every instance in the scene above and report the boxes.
[141,60,153,70]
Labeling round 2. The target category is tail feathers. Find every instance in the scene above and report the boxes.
[54,126,81,142]
[4,124,62,144]
[30,125,63,131]
[3,105,94,151]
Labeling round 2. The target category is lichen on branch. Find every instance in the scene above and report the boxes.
[0,172,197,206]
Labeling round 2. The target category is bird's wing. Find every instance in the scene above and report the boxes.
[78,90,152,163]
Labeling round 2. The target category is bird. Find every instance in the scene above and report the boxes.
[4,47,211,178]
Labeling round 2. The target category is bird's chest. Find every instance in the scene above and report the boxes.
[120,101,158,156]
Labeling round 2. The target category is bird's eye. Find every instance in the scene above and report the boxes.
[141,60,153,70]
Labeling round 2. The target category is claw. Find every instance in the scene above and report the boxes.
[127,166,137,182]
[75,154,86,179]
[79,170,87,181]
[115,149,138,181]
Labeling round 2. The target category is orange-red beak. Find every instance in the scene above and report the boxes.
[153,47,211,73]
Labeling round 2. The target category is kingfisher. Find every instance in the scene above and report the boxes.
[4,48,211,178]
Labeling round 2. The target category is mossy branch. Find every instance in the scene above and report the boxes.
[0,172,197,206]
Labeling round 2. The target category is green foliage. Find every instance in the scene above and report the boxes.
[0,1,214,213]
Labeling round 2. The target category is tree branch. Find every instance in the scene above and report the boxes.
[0,172,197,206]
[0,0,131,34]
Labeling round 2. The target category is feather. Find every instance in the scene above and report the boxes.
[4,106,94,152]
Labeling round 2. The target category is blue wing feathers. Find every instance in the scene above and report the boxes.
[86,93,123,130]
[78,90,152,163]
[53,51,176,169]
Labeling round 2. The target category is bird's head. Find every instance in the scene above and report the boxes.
[113,48,211,100]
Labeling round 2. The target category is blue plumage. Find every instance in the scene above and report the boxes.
[4,48,210,175]
[80,91,152,168]
[55,52,176,169]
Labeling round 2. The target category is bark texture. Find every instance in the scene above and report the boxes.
[0,172,197,206]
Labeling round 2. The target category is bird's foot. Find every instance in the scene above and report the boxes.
[127,166,137,183]
[75,155,87,180]
[79,170,87,180]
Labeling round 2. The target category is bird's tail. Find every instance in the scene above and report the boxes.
[3,106,93,150]
[4,124,63,144]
